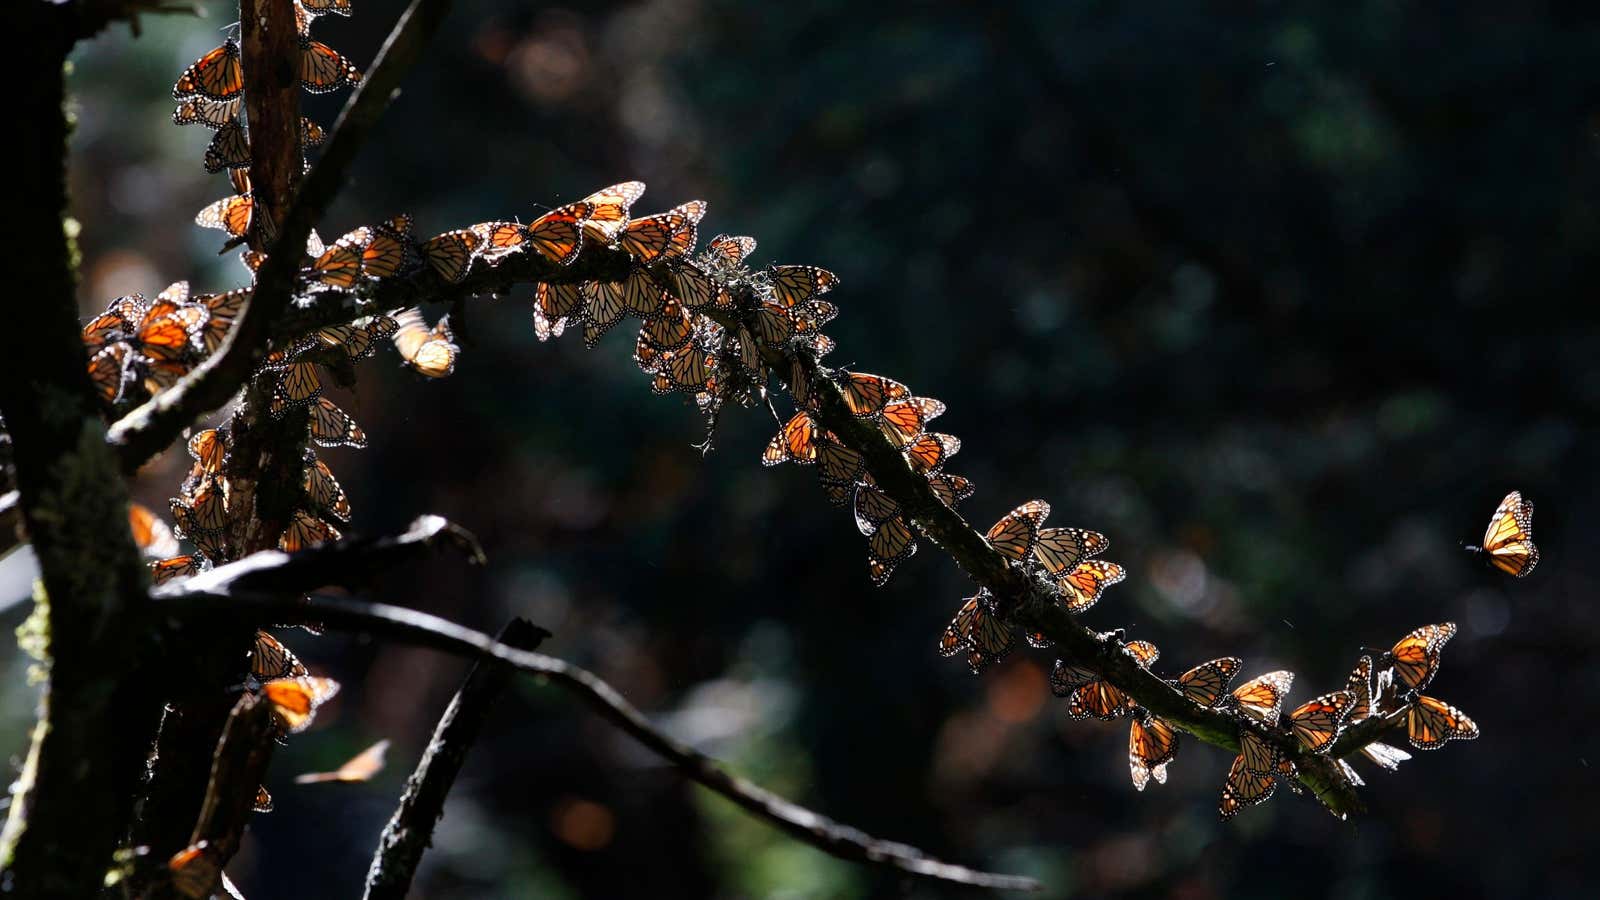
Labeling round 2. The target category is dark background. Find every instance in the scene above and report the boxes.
[1,1,1596,896]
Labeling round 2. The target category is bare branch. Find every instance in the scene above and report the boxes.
[107,0,463,473]
[155,589,1042,892]
[364,619,548,900]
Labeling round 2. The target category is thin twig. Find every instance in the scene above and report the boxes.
[106,0,463,473]
[154,588,1041,892]
[364,618,548,900]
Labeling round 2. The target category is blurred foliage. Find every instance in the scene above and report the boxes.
[1,0,1597,897]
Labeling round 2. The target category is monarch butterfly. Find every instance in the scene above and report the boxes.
[240,250,264,274]
[602,271,669,325]
[251,630,308,682]
[299,38,362,93]
[309,397,367,448]
[904,432,960,474]
[300,116,327,147]
[150,555,202,586]
[651,345,716,395]
[1054,559,1126,614]
[269,361,323,417]
[526,201,592,265]
[640,298,695,352]
[311,319,384,363]
[261,674,340,733]
[173,40,243,101]
[361,215,413,280]
[927,472,975,509]
[532,281,585,341]
[421,229,481,283]
[836,372,910,418]
[939,592,1015,674]
[852,483,901,535]
[1380,622,1456,692]
[1343,655,1376,722]
[133,290,206,365]
[1033,527,1110,576]
[578,182,646,246]
[788,298,838,335]
[1360,739,1413,771]
[1218,754,1277,820]
[87,342,135,405]
[704,233,758,269]
[761,411,819,465]
[187,476,233,532]
[470,220,527,259]
[300,0,354,17]
[304,455,351,523]
[1464,490,1538,577]
[1406,694,1479,750]
[877,396,943,448]
[767,265,838,308]
[668,263,717,310]
[1129,713,1179,791]
[985,499,1051,560]
[1061,640,1159,720]
[308,227,369,289]
[294,738,391,784]
[617,201,704,262]
[1230,670,1294,722]
[203,118,250,173]
[130,503,181,559]
[866,515,917,586]
[815,433,864,501]
[1287,691,1355,754]
[1171,657,1242,707]
[195,288,250,354]
[391,308,458,379]
[797,332,836,359]
[173,96,240,128]
[195,193,254,238]
[279,510,342,552]
[748,302,793,347]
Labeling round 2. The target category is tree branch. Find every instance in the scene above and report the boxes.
[153,589,1041,892]
[107,0,463,473]
[364,618,547,900]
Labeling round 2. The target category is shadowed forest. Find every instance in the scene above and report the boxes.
[2,2,1597,898]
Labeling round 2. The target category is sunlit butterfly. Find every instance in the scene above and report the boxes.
[167,841,224,900]
[173,40,243,101]
[195,288,250,354]
[308,227,369,289]
[927,472,975,509]
[705,233,757,269]
[1230,670,1294,722]
[836,372,910,418]
[251,630,309,682]
[471,220,527,259]
[299,38,362,93]
[309,397,367,448]
[1405,694,1479,750]
[1360,739,1412,771]
[866,515,917,586]
[578,182,646,245]
[203,119,250,173]
[668,263,717,311]
[300,0,355,17]
[1061,640,1159,720]
[173,96,240,128]
[278,510,341,552]
[1033,526,1109,576]
[269,361,323,417]
[261,674,340,733]
[748,302,793,346]
[761,411,819,466]
[295,738,391,784]
[195,193,254,238]
[304,455,351,523]
[533,281,586,341]
[815,433,864,500]
[1129,713,1179,791]
[618,200,706,264]
[1464,490,1538,577]
[87,343,134,405]
[129,503,181,559]
[300,116,327,147]
[361,215,413,280]
[421,228,481,283]
[1287,691,1356,754]
[1171,657,1242,707]
[1380,622,1456,692]
[985,499,1050,560]
[526,201,592,265]
[767,265,838,308]
[872,396,940,448]
[1055,559,1126,614]
[391,308,458,379]
[904,432,960,474]
[852,483,901,535]
[150,555,202,586]
[939,591,1015,674]
[1218,754,1276,820]
[651,345,716,395]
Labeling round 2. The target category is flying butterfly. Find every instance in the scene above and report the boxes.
[1287,691,1356,754]
[391,308,458,379]
[1055,559,1126,614]
[1405,694,1479,750]
[295,738,391,784]
[1230,670,1294,722]
[985,499,1051,560]
[1171,657,1242,707]
[1464,490,1538,577]
[173,40,243,101]
[261,674,341,733]
[299,38,362,93]
[1129,714,1179,791]
[309,397,367,448]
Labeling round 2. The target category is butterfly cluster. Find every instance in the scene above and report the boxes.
[176,1,360,243]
